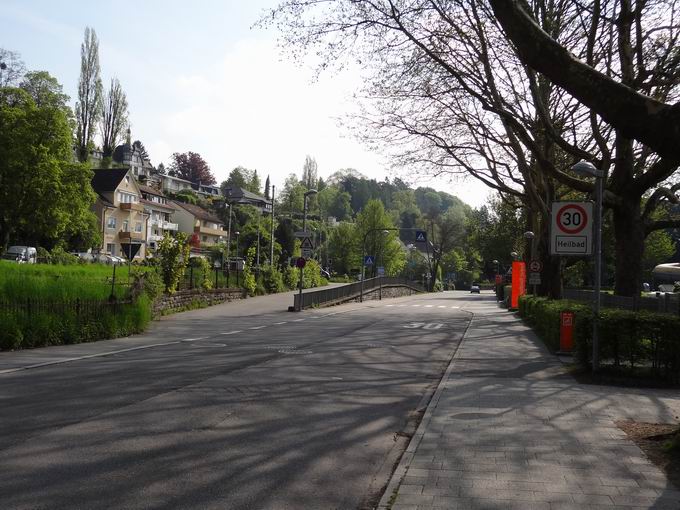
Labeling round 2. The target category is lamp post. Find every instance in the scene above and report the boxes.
[297,189,318,311]
[269,185,275,266]
[235,231,240,287]
[571,160,605,374]
[524,231,535,294]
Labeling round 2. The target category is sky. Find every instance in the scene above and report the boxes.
[1,0,491,208]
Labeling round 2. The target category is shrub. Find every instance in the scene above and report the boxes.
[50,246,79,265]
[518,295,680,382]
[157,232,190,294]
[283,265,298,289]
[261,264,285,293]
[242,246,257,296]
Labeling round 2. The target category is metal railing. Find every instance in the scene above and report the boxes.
[563,288,680,315]
[293,277,425,310]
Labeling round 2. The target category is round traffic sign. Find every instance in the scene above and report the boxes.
[556,204,588,234]
[295,257,306,268]
[529,260,543,272]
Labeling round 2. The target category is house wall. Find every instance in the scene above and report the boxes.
[93,174,148,259]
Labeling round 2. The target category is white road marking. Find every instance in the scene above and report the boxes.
[292,319,305,322]
[438,305,446,308]
[273,322,287,325]
[220,330,242,335]
[450,306,460,309]
[386,304,394,307]
[249,326,266,330]
[411,304,421,307]
[425,305,433,308]
[182,337,207,342]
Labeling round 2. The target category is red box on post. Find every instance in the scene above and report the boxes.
[560,311,575,352]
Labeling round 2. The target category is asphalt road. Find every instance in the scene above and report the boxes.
[0,290,483,510]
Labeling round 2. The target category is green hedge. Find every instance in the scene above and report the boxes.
[518,295,680,383]
[0,295,152,351]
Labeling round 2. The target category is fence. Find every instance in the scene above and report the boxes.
[178,267,241,291]
[0,297,132,320]
[563,288,680,315]
[293,277,425,310]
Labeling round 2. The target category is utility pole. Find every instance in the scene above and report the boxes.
[270,185,275,265]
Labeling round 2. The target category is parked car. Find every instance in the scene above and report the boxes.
[2,246,37,263]
[470,282,481,294]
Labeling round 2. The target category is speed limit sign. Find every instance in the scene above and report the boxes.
[550,202,593,255]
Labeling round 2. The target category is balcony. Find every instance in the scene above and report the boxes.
[120,202,144,212]
[118,231,145,242]
[150,219,178,231]
[197,225,227,237]
[148,234,164,243]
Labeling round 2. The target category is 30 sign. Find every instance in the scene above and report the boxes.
[550,202,593,256]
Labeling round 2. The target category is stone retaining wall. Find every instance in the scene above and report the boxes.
[153,288,245,317]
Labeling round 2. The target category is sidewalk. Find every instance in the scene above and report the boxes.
[379,299,680,510]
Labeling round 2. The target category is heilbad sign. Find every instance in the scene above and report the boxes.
[550,201,593,256]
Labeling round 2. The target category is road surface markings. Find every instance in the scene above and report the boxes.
[412,304,421,307]
[386,304,394,307]
[425,305,433,308]
[292,318,305,322]
[438,305,446,308]
[450,306,460,309]
[182,337,207,342]
[273,322,287,325]
[220,330,242,335]
[249,326,266,330]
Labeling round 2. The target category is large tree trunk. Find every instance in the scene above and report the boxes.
[612,199,645,296]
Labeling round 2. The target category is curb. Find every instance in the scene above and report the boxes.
[376,309,474,509]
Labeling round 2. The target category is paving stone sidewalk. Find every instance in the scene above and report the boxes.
[379,299,680,510]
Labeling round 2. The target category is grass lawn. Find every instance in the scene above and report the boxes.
[0,260,135,301]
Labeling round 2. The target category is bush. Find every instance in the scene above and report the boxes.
[242,246,257,296]
[261,264,285,293]
[50,246,79,265]
[283,265,299,289]
[518,295,680,382]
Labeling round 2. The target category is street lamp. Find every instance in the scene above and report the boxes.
[297,189,318,311]
[302,189,318,233]
[235,231,240,287]
[524,231,535,294]
[571,160,605,374]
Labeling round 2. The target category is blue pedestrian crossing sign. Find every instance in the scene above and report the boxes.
[415,230,427,242]
[363,255,375,266]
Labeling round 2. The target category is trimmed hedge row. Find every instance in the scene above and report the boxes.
[518,295,680,383]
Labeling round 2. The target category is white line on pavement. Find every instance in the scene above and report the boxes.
[438,305,446,308]
[450,306,460,309]
[292,319,305,322]
[412,304,421,307]
[273,322,287,325]
[249,326,266,330]
[182,337,207,342]
[220,330,242,335]
[425,305,433,308]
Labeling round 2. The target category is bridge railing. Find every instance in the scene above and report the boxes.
[293,277,425,311]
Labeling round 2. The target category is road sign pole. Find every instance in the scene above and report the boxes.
[592,175,603,373]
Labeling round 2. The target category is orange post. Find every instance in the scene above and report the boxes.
[510,261,526,309]
[560,311,575,352]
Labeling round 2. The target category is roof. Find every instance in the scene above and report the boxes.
[163,174,194,185]
[223,186,271,204]
[112,143,132,164]
[91,168,130,193]
[173,201,223,223]
[139,183,166,197]
[96,192,115,207]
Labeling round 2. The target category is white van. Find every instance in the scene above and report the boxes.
[2,246,38,263]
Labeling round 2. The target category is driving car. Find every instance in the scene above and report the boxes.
[470,282,481,294]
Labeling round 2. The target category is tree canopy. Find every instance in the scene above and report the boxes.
[169,151,216,185]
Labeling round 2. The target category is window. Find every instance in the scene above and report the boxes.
[107,217,117,229]
[135,222,142,233]
[122,220,129,232]
[106,243,115,255]
[202,235,208,242]
[117,191,137,204]
[125,175,130,184]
